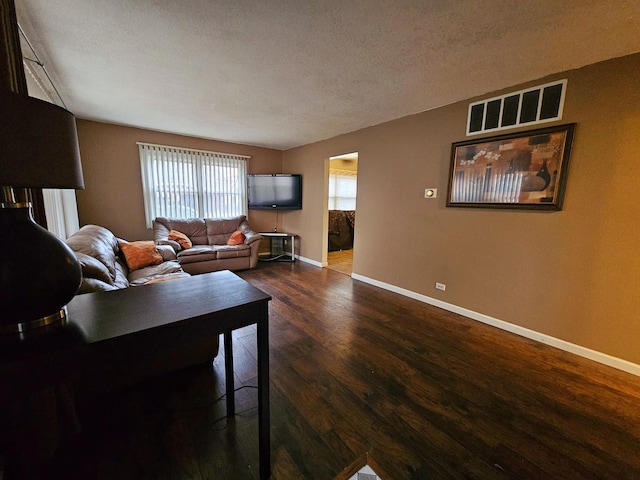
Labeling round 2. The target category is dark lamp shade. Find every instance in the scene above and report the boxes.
[0,90,84,189]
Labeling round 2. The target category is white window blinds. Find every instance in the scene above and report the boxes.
[328,170,357,210]
[138,143,249,228]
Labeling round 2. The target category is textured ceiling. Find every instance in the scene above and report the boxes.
[15,0,640,150]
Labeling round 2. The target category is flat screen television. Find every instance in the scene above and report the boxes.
[247,174,302,210]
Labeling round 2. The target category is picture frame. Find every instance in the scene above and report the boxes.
[446,123,576,210]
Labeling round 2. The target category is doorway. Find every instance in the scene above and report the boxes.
[325,152,358,275]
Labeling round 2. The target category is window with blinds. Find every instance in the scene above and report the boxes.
[138,143,249,228]
[328,170,357,210]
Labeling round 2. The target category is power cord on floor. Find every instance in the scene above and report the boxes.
[207,385,260,431]
[164,384,258,412]
[208,405,259,431]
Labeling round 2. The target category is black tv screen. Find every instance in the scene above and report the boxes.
[247,174,302,210]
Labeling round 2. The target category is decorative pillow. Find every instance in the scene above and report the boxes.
[118,241,163,271]
[227,230,246,246]
[168,230,193,250]
[74,251,112,284]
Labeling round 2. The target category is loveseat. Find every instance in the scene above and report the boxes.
[66,224,190,294]
[153,215,262,274]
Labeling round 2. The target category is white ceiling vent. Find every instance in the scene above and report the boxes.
[466,79,567,136]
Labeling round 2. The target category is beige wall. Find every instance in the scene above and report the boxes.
[75,120,283,240]
[282,53,640,365]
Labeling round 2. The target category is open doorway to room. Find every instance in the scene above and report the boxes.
[325,152,358,275]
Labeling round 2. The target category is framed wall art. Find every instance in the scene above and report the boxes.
[446,123,575,210]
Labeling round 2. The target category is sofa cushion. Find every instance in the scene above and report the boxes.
[75,251,112,284]
[128,261,189,286]
[156,244,178,262]
[155,217,208,245]
[168,229,192,250]
[177,245,217,264]
[143,273,191,285]
[205,216,245,245]
[66,225,119,280]
[119,240,163,271]
[227,230,245,246]
[214,244,251,259]
[78,277,120,294]
[114,261,131,289]
[157,239,181,253]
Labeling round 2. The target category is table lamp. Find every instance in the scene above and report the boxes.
[0,90,85,333]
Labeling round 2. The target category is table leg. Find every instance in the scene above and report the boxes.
[257,305,271,479]
[224,331,235,416]
[289,234,294,261]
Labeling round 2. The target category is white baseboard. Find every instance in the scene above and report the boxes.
[297,255,324,268]
[351,273,640,378]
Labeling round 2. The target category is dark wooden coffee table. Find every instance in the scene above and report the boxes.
[1,270,272,479]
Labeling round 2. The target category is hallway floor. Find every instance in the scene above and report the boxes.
[325,249,353,275]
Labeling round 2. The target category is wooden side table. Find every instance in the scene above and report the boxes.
[259,232,297,262]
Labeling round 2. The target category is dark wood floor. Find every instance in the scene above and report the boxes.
[37,261,640,479]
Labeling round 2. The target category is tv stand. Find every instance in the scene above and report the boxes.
[259,232,297,262]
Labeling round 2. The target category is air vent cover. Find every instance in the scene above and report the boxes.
[467,79,567,136]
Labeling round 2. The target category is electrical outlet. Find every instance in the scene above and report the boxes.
[435,282,446,291]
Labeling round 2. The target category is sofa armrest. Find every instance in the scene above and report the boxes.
[156,244,178,261]
[243,231,263,268]
[244,231,262,245]
[157,239,181,253]
[153,218,175,247]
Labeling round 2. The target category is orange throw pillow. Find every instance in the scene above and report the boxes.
[119,241,163,271]
[168,229,193,249]
[227,230,246,246]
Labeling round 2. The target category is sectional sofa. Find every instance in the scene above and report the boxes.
[66,224,190,294]
[64,223,219,397]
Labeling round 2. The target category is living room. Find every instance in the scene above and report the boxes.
[69,41,640,376]
[3,0,640,478]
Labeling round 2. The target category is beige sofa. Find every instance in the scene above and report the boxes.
[153,215,262,274]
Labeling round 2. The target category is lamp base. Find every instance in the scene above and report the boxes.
[0,307,67,335]
[0,202,81,334]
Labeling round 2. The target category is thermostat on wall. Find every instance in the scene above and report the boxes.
[424,188,437,199]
